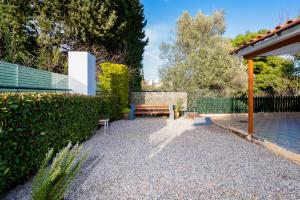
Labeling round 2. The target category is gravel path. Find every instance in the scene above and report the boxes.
[3,118,300,200]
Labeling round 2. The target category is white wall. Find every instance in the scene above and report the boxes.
[68,51,96,96]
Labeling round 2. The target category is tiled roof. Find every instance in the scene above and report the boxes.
[233,16,300,54]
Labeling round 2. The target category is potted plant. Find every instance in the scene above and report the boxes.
[122,107,131,120]
[175,99,184,119]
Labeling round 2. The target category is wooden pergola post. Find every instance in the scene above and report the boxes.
[233,17,300,139]
[247,59,254,135]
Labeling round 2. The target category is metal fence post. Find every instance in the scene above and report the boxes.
[129,104,135,120]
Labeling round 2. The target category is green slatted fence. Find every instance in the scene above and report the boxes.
[189,96,300,113]
[0,61,69,92]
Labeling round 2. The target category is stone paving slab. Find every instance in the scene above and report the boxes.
[212,113,300,154]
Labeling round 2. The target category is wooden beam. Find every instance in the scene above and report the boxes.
[247,59,254,135]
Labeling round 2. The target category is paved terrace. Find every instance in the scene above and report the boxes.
[4,119,300,200]
[212,113,300,154]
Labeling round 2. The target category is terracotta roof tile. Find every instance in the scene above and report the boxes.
[233,16,300,54]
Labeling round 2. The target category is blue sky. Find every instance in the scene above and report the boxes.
[141,0,300,80]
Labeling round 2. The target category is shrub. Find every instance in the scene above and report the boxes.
[0,93,106,194]
[122,107,131,114]
[32,142,87,200]
[98,94,122,120]
[98,62,129,109]
[175,99,184,111]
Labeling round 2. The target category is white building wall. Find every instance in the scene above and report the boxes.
[68,51,96,96]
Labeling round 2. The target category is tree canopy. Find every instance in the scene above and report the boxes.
[231,30,300,95]
[231,29,268,47]
[253,56,299,95]
[159,11,247,97]
[0,0,148,90]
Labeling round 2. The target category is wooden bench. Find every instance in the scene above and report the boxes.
[134,104,170,116]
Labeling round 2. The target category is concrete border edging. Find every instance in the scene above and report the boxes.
[262,141,300,165]
[212,121,300,165]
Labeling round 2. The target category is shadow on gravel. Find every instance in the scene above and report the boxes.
[66,154,104,200]
[148,119,196,158]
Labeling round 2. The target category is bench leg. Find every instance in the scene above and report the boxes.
[169,104,175,120]
[105,121,109,133]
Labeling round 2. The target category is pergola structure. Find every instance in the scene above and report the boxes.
[233,16,300,137]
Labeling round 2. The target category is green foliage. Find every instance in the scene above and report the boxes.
[0,0,37,66]
[98,94,122,120]
[122,107,131,114]
[253,56,297,95]
[123,0,148,91]
[232,30,299,95]
[32,143,87,200]
[175,99,184,112]
[0,0,148,82]
[231,29,268,47]
[98,63,129,110]
[0,93,119,194]
[159,11,247,97]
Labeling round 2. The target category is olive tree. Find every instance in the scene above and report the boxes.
[159,11,247,97]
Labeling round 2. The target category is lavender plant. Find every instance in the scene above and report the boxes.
[31,143,87,200]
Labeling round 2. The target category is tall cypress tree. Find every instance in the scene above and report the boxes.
[124,0,148,90]
[34,0,67,72]
[0,0,37,66]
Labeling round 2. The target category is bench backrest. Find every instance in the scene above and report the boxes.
[135,105,169,110]
[130,104,175,120]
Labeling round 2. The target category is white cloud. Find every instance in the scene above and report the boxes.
[143,23,174,81]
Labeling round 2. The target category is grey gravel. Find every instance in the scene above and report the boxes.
[3,118,300,200]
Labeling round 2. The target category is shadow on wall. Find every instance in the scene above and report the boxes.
[51,73,69,89]
[68,77,88,94]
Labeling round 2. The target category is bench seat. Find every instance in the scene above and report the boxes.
[135,107,169,110]
[135,111,170,115]
[134,104,170,115]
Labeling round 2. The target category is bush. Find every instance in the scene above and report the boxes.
[98,62,129,109]
[122,107,131,114]
[0,93,110,194]
[175,99,184,111]
[98,94,122,120]
[32,142,87,200]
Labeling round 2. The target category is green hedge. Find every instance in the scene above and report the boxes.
[98,93,122,120]
[0,93,120,194]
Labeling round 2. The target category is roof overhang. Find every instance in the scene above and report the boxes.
[235,23,300,59]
